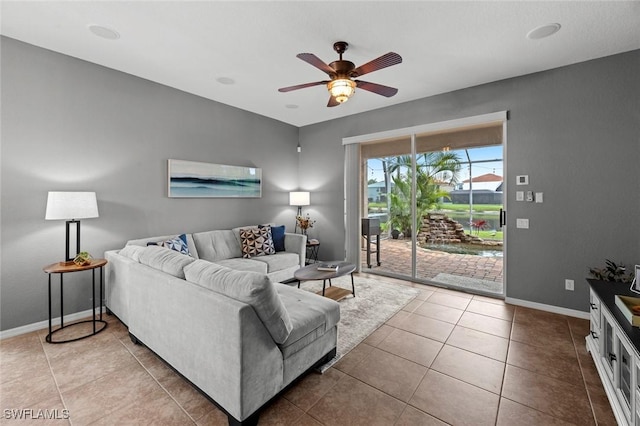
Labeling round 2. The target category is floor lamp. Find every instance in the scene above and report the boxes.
[45,191,99,265]
[289,191,310,233]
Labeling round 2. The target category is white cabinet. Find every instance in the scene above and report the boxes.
[587,287,639,426]
[618,335,634,422]
[590,290,601,329]
[635,361,640,423]
[601,309,616,383]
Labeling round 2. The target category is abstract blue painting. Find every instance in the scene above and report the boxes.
[168,159,262,198]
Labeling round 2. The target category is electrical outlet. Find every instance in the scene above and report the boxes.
[516,218,529,229]
[565,279,574,291]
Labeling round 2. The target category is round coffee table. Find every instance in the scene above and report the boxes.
[294,261,356,301]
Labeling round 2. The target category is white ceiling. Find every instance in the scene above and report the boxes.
[2,1,639,127]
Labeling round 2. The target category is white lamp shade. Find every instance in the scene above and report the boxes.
[45,191,99,220]
[289,191,310,206]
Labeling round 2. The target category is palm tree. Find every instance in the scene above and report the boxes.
[387,151,461,237]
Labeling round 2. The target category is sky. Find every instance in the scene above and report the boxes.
[366,145,503,183]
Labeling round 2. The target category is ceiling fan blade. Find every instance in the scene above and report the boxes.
[297,53,336,76]
[327,96,340,107]
[352,52,402,77]
[355,80,398,97]
[278,81,329,93]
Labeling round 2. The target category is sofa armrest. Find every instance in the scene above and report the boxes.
[105,249,137,326]
[284,233,307,267]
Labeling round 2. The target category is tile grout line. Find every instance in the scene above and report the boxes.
[568,318,600,425]
[115,336,201,425]
[36,331,72,426]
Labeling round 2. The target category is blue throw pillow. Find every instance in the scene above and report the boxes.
[260,225,286,252]
[147,233,191,256]
[271,225,286,252]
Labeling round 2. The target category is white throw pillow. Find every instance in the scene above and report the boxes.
[138,246,195,279]
[119,245,146,262]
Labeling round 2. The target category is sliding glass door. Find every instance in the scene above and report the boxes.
[354,115,506,297]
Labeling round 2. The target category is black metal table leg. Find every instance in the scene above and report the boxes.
[59,273,64,328]
[48,274,52,341]
[351,273,356,297]
[92,268,96,334]
[99,266,104,321]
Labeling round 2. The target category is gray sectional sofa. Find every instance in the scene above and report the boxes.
[104,227,340,425]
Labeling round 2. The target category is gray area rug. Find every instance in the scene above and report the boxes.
[299,275,419,372]
[433,272,502,294]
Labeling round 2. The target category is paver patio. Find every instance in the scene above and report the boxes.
[361,238,504,294]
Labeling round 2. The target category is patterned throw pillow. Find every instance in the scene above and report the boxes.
[240,227,275,258]
[260,224,286,252]
[147,234,191,256]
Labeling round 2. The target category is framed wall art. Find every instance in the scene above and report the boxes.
[168,159,262,198]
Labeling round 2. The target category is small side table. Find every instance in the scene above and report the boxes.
[43,259,108,344]
[306,240,320,265]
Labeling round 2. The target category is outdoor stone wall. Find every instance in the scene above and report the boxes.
[417,213,472,245]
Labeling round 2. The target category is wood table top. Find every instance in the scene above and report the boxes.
[43,258,108,274]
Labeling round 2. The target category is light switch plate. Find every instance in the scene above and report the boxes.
[535,192,543,203]
[516,191,524,201]
[516,218,529,229]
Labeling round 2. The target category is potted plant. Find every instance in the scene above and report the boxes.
[73,251,93,266]
[296,213,316,235]
[588,259,635,283]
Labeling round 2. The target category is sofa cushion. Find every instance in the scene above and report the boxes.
[147,233,191,256]
[274,283,341,358]
[239,227,275,258]
[184,260,292,344]
[213,258,268,274]
[192,230,241,262]
[138,246,195,279]
[118,245,146,262]
[250,252,300,273]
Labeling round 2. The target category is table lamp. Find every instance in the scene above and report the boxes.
[45,191,99,265]
[289,191,310,233]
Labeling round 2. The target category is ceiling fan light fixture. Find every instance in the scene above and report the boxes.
[328,79,356,103]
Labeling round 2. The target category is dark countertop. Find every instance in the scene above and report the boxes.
[588,278,640,353]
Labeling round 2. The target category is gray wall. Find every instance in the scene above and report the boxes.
[1,38,300,331]
[2,36,638,332]
[299,49,640,312]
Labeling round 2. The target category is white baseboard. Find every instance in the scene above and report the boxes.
[505,297,590,320]
[0,307,106,340]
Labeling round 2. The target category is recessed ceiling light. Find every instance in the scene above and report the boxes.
[88,25,120,40]
[526,23,561,40]
[285,104,299,109]
[216,77,235,85]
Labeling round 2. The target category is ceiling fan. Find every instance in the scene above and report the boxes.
[278,41,402,107]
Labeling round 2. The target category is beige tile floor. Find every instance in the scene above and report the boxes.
[1,275,617,425]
